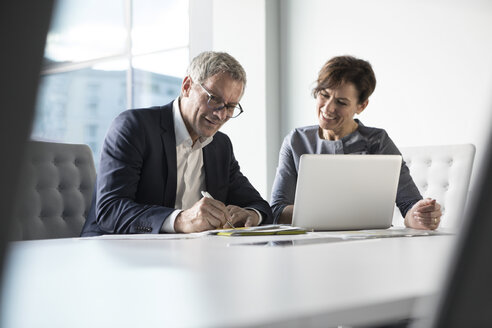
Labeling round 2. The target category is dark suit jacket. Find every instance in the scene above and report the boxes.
[81,101,273,236]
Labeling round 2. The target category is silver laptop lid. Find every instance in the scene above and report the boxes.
[292,154,402,231]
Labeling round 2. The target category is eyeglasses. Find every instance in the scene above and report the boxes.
[198,83,243,118]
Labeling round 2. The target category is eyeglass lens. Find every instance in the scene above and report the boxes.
[207,98,242,118]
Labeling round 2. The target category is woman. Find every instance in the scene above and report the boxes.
[270,55,441,230]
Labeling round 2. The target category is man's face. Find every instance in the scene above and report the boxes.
[180,72,243,142]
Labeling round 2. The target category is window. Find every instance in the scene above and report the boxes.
[33,0,189,167]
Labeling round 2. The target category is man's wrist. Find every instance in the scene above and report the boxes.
[161,209,182,233]
[245,207,262,225]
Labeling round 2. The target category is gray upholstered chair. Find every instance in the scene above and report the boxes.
[10,141,96,240]
[392,144,476,229]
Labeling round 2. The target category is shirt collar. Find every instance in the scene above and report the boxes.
[172,97,213,148]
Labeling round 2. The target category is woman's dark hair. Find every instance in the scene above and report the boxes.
[312,55,376,104]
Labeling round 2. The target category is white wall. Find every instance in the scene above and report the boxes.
[212,0,280,200]
[209,0,492,201]
[189,0,213,58]
[280,0,492,189]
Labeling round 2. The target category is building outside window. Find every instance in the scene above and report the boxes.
[32,0,189,168]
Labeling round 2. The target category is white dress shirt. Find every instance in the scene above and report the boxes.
[161,99,212,232]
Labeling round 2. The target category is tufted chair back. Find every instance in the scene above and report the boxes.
[10,141,96,240]
[393,144,476,229]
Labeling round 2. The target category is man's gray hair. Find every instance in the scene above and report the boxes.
[186,51,247,90]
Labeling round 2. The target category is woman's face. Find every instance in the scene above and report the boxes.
[316,82,368,139]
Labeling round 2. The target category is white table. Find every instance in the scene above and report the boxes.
[0,231,455,328]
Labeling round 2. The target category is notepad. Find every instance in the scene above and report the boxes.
[209,224,307,236]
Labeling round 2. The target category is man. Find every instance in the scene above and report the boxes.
[81,51,272,236]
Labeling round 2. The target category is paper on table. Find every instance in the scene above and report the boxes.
[79,233,199,240]
[315,227,455,240]
[202,224,307,236]
[80,225,305,240]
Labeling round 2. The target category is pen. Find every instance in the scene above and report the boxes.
[201,191,236,228]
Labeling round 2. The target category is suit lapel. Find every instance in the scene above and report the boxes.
[203,143,218,198]
[160,104,177,207]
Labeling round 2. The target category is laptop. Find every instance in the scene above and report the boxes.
[291,154,402,231]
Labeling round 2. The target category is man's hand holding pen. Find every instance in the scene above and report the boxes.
[174,196,231,233]
[174,191,259,233]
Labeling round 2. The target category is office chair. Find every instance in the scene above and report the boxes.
[392,144,476,229]
[9,141,96,240]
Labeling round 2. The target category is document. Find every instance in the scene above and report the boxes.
[80,233,199,240]
[314,227,455,240]
[204,224,307,236]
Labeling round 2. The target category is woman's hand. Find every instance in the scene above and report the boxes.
[404,198,442,230]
